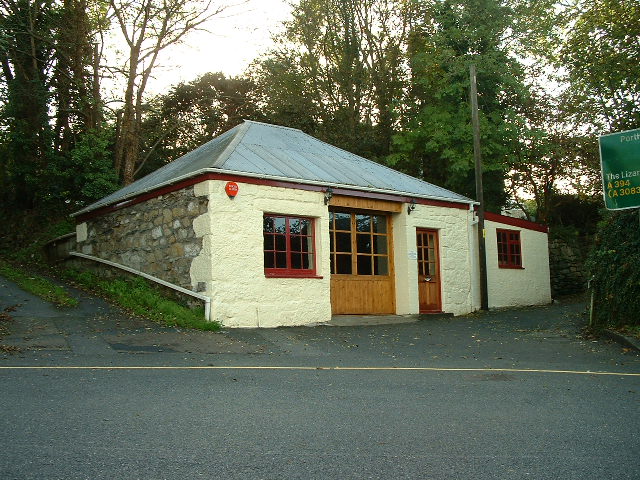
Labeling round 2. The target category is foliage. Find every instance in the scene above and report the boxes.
[251,0,408,160]
[0,259,78,307]
[64,269,220,331]
[0,216,74,263]
[139,72,261,177]
[503,84,601,223]
[110,0,228,185]
[561,0,640,133]
[43,127,120,207]
[586,210,640,328]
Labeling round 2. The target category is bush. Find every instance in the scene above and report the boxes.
[586,210,640,328]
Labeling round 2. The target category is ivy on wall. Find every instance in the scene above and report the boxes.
[587,210,640,327]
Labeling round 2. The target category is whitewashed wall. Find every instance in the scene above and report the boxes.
[191,180,331,327]
[485,220,552,308]
[393,204,476,316]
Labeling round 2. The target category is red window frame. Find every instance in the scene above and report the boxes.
[263,214,318,278]
[496,229,523,269]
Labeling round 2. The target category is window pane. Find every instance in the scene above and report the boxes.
[417,234,423,247]
[264,251,275,269]
[301,235,313,253]
[276,252,287,268]
[418,247,423,261]
[263,217,274,233]
[291,252,302,269]
[357,233,371,253]
[274,217,286,234]
[372,215,387,233]
[373,235,387,254]
[335,232,351,252]
[299,219,310,235]
[357,255,372,275]
[289,218,302,234]
[302,253,313,269]
[428,262,436,276]
[330,255,335,274]
[336,254,352,274]
[290,235,301,252]
[374,256,388,275]
[428,234,434,248]
[334,212,351,231]
[356,214,371,232]
[264,234,274,251]
[275,234,286,251]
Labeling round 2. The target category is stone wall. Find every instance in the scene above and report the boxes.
[548,237,587,296]
[76,186,208,291]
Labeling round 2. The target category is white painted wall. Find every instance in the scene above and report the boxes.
[191,180,331,327]
[393,204,476,316]
[485,220,552,308]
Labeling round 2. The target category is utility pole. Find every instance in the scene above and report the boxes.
[470,64,489,310]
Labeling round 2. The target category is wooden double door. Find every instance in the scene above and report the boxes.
[329,209,395,314]
[417,229,442,313]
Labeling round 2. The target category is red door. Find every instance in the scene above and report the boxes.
[417,229,442,313]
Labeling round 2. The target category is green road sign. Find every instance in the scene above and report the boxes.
[599,128,640,210]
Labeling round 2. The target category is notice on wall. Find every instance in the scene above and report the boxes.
[599,128,640,210]
[408,251,418,260]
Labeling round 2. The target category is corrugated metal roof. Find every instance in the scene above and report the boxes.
[75,120,473,215]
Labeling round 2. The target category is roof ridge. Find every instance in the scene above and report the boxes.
[243,119,304,134]
[296,129,471,201]
[211,122,250,168]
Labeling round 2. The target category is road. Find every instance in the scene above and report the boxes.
[1,276,639,479]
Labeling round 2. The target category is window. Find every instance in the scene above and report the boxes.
[329,211,390,276]
[263,215,316,277]
[496,229,522,268]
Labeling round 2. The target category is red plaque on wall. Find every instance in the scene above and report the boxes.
[225,181,239,197]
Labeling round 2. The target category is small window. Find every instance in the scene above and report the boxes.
[264,215,316,277]
[496,229,522,269]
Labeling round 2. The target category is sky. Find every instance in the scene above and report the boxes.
[146,0,292,94]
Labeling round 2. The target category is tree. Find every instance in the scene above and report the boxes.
[138,72,261,177]
[252,0,408,160]
[561,0,640,133]
[0,0,56,209]
[109,0,227,185]
[52,0,106,155]
[503,86,600,223]
[390,0,531,212]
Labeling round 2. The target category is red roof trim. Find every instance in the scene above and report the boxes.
[76,172,472,222]
[484,211,549,233]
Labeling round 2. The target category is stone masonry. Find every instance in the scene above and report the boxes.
[548,237,587,296]
[77,186,208,291]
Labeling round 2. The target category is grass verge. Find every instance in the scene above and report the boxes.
[0,259,79,307]
[64,269,220,331]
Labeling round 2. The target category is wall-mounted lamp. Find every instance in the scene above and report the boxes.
[407,199,417,214]
[324,187,333,205]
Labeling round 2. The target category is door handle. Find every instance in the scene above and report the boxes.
[424,276,432,282]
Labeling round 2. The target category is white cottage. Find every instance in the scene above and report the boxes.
[73,120,551,327]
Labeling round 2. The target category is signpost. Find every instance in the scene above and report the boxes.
[599,128,640,210]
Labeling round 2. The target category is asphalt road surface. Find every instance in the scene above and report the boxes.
[1,276,639,479]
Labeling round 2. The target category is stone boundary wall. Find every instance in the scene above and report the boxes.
[548,237,587,296]
[76,186,208,291]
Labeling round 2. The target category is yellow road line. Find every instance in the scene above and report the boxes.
[0,365,638,376]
